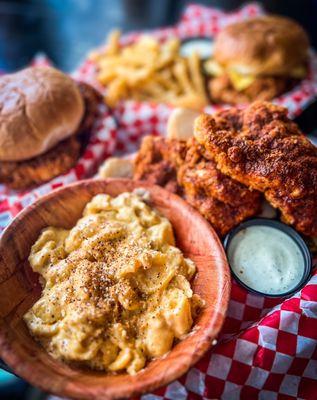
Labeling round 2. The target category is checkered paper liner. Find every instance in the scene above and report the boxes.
[2,4,317,399]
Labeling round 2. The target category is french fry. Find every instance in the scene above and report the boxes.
[94,30,209,109]
[106,30,121,55]
[98,69,118,85]
[106,78,127,107]
[156,39,180,68]
[116,66,154,87]
[154,71,180,93]
[188,52,207,100]
[163,37,180,54]
[141,81,166,97]
[136,35,160,52]
[173,59,194,94]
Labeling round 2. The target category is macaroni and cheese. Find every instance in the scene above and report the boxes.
[24,192,202,374]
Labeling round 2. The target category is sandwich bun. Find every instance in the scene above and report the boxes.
[213,16,309,77]
[0,66,84,161]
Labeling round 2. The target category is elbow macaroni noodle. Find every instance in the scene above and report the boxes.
[24,192,202,374]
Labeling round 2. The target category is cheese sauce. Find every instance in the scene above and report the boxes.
[227,226,305,295]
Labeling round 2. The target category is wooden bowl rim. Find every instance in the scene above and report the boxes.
[0,178,230,399]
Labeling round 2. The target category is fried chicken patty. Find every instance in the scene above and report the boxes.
[0,136,80,190]
[194,101,317,236]
[134,135,261,236]
[0,82,101,190]
[208,74,297,105]
[76,81,102,134]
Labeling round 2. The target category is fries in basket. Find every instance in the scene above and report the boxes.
[90,31,208,110]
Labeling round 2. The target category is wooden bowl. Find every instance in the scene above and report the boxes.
[0,179,230,400]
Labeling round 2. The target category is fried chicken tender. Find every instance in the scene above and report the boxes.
[0,82,101,190]
[183,194,256,237]
[134,135,261,236]
[208,74,297,105]
[178,139,261,234]
[133,135,187,194]
[194,101,317,236]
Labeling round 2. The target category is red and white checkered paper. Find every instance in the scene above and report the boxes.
[2,4,317,399]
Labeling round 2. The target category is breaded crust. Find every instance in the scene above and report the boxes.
[194,101,317,236]
[0,136,80,190]
[208,74,297,105]
[133,136,187,194]
[134,135,261,236]
[183,193,257,238]
[178,138,261,235]
[76,81,103,134]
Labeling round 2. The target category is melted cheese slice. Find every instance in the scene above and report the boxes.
[205,60,255,91]
[204,59,223,76]
[205,59,307,92]
[227,70,256,91]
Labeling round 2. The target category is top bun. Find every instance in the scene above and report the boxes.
[0,67,84,161]
[213,16,309,76]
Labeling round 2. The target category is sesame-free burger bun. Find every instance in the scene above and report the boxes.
[0,66,84,161]
[213,16,309,76]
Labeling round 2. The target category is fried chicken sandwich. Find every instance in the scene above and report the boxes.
[0,66,101,189]
[206,16,309,104]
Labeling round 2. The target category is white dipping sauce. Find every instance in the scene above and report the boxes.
[180,40,214,59]
[227,226,305,295]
